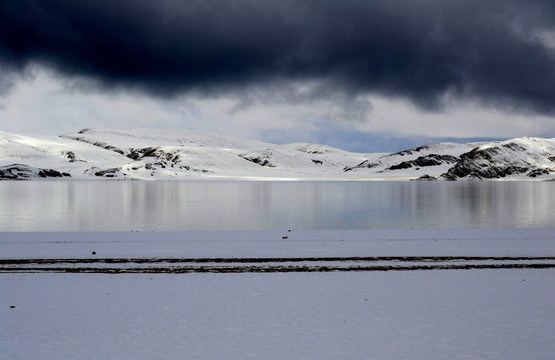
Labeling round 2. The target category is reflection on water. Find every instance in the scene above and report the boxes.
[0,181,553,231]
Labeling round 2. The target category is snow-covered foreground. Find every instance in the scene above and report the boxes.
[1,229,555,359]
[2,270,554,360]
[2,228,555,259]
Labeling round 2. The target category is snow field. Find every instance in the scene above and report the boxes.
[1,229,555,359]
[2,270,554,360]
[2,228,554,260]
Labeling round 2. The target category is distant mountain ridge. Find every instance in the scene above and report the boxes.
[1,129,554,180]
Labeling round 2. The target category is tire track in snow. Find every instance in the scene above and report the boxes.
[2,257,555,273]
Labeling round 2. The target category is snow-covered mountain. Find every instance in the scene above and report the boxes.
[441,137,555,180]
[1,129,554,180]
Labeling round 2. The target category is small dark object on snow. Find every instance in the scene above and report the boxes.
[10,305,15,309]
[282,236,288,239]
[92,251,96,255]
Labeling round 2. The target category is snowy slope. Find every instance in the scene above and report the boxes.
[0,131,132,179]
[60,128,369,178]
[343,142,480,178]
[442,137,555,180]
[1,129,554,180]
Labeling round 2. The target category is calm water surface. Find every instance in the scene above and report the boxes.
[0,181,553,231]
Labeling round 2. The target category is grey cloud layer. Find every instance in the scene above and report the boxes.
[1,0,555,113]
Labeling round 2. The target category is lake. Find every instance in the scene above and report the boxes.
[0,181,553,231]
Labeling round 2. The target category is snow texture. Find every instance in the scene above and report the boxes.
[1,129,554,180]
[1,229,555,360]
[2,228,555,260]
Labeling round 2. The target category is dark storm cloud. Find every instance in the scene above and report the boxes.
[1,0,555,113]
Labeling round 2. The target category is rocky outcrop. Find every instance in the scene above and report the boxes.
[127,147,180,163]
[3,129,553,180]
[239,150,276,168]
[343,160,380,172]
[63,151,83,162]
[386,154,458,171]
[413,174,437,181]
[295,144,332,154]
[0,164,70,180]
[93,167,122,178]
[0,164,34,179]
[38,169,69,178]
[386,145,433,157]
[62,132,125,155]
[441,139,555,180]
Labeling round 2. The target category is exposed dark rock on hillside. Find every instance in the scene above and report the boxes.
[0,164,70,180]
[0,164,33,179]
[239,151,276,168]
[38,169,69,178]
[94,168,122,178]
[386,154,458,171]
[63,135,125,155]
[2,129,553,180]
[386,145,432,157]
[127,147,180,163]
[413,174,437,181]
[127,147,159,160]
[63,151,83,162]
[442,140,555,180]
[295,145,326,154]
[343,160,380,172]
[527,168,550,178]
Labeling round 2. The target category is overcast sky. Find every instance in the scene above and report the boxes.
[1,0,554,152]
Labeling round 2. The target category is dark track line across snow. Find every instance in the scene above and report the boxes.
[2,257,554,273]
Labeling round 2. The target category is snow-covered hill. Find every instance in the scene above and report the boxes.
[1,129,554,180]
[441,137,555,180]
